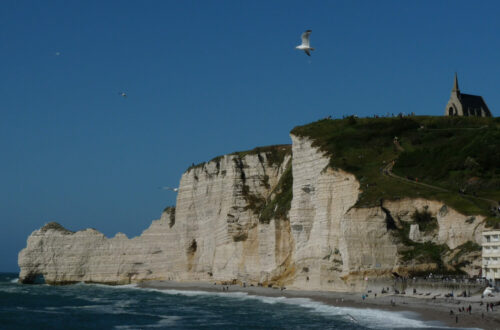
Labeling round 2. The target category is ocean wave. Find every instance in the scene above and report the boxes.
[10,308,66,315]
[85,283,138,290]
[114,298,139,308]
[60,300,136,314]
[10,278,19,283]
[75,296,109,303]
[0,286,28,294]
[114,316,182,329]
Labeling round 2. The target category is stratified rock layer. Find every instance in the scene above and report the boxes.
[19,137,484,290]
[19,150,293,285]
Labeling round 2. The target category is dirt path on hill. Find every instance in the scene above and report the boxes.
[382,141,497,207]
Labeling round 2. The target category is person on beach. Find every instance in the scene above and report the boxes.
[468,305,472,314]
[455,315,458,323]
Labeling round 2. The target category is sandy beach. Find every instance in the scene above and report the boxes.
[138,281,500,329]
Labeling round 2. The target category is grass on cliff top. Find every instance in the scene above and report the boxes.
[291,116,500,219]
[187,144,291,171]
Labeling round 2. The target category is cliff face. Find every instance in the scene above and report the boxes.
[19,149,293,285]
[286,136,483,291]
[19,137,484,289]
[18,210,180,285]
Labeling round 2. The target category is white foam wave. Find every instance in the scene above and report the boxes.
[75,296,109,303]
[63,304,110,310]
[114,298,139,308]
[60,298,138,314]
[141,288,250,299]
[76,283,138,290]
[0,286,27,294]
[114,316,181,329]
[139,288,460,329]
[10,278,19,283]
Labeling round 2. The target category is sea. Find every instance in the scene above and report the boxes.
[0,273,459,329]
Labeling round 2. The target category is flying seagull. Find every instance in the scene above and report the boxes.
[160,186,179,192]
[295,30,314,56]
[119,92,127,98]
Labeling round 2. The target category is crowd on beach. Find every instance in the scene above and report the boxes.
[396,274,489,285]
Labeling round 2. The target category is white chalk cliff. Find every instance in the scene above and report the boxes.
[18,136,484,289]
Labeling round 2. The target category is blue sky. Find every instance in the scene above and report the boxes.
[1,1,499,271]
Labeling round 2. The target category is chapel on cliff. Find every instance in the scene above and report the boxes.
[444,73,492,117]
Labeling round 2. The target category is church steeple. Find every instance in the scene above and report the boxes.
[452,72,460,94]
[445,73,492,117]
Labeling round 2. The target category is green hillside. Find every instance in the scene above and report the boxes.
[291,116,500,226]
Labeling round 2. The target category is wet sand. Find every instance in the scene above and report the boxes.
[138,281,500,329]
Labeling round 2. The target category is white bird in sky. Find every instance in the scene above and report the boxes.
[119,92,127,98]
[160,186,179,192]
[295,30,315,56]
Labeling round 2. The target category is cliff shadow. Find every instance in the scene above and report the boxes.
[20,273,45,284]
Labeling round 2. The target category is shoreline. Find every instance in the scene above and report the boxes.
[138,281,500,329]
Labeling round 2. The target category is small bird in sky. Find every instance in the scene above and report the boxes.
[55,51,61,56]
[119,92,127,98]
[160,186,179,192]
[295,30,314,56]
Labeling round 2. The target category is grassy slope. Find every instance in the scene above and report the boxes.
[291,116,500,224]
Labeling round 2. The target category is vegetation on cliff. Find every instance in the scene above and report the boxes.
[231,145,291,167]
[393,220,449,272]
[411,209,438,233]
[41,222,74,235]
[291,116,500,225]
[187,144,291,172]
[259,161,293,224]
[162,206,176,228]
[188,144,294,226]
[239,159,293,225]
[391,217,481,275]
